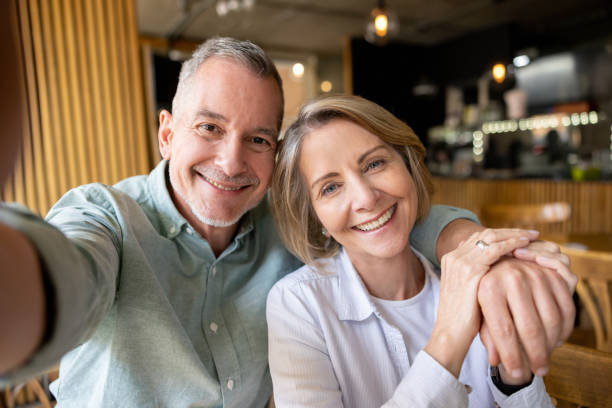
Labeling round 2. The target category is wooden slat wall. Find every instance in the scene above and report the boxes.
[432,178,612,234]
[4,0,152,215]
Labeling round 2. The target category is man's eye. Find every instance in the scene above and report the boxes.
[248,136,275,152]
[252,137,270,145]
[199,123,218,132]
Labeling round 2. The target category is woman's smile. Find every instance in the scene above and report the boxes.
[352,204,397,232]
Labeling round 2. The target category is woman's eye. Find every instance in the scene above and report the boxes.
[366,159,384,171]
[322,184,338,196]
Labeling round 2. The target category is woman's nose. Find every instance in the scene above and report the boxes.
[350,177,378,212]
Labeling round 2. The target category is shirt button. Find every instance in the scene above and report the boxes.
[169,225,176,234]
[212,266,217,276]
[186,227,194,235]
[227,379,234,390]
[209,322,218,333]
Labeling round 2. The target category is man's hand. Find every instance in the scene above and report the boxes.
[477,240,576,382]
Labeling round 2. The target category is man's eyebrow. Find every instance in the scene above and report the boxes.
[357,145,387,164]
[254,127,279,139]
[311,172,339,190]
[195,109,277,138]
[195,109,227,121]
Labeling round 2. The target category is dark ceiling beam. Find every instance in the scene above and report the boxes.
[167,0,216,41]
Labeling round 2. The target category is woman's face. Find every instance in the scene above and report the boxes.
[299,119,418,263]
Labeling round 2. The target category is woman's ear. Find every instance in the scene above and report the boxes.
[158,109,174,160]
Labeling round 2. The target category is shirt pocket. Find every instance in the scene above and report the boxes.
[232,284,269,363]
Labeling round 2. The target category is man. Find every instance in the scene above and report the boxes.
[1,37,575,407]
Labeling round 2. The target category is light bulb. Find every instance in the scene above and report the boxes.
[320,81,332,93]
[374,13,388,37]
[492,64,506,83]
[292,63,304,78]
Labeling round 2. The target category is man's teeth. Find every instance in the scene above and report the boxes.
[203,175,243,191]
[355,206,395,231]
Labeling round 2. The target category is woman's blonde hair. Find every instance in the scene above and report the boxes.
[270,95,434,265]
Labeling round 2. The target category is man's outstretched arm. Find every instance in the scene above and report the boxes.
[0,223,46,373]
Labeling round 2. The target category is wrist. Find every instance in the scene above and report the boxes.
[436,219,483,262]
[426,327,472,378]
[491,366,533,395]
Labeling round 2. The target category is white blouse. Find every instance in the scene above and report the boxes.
[267,248,554,408]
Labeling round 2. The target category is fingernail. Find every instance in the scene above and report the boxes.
[514,248,528,255]
[511,369,523,378]
[520,236,529,241]
[528,230,539,237]
[536,366,549,376]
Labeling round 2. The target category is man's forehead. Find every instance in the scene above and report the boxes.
[187,59,283,129]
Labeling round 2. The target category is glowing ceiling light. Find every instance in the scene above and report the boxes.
[365,0,398,45]
[492,64,506,83]
[292,63,304,78]
[374,14,388,37]
[562,116,571,126]
[320,80,332,93]
[580,112,589,125]
[513,55,530,68]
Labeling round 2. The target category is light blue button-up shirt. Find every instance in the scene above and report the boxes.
[267,248,553,408]
[0,160,478,407]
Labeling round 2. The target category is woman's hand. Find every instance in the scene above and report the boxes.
[425,229,534,378]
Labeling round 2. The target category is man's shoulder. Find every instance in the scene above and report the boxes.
[51,175,149,211]
[270,257,339,297]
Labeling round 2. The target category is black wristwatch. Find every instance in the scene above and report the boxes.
[490,366,533,395]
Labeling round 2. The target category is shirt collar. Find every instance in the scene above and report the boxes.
[335,247,438,322]
[147,160,255,240]
[336,248,379,322]
[147,160,189,239]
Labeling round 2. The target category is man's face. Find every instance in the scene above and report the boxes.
[158,57,282,228]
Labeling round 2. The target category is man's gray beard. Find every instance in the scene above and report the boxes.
[169,170,253,228]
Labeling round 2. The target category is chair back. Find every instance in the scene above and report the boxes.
[544,343,612,408]
[562,246,612,353]
[481,202,571,229]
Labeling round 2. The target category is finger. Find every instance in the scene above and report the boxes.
[470,236,531,266]
[505,274,550,376]
[478,277,526,378]
[479,323,500,366]
[523,266,562,352]
[513,243,567,264]
[476,228,539,244]
[540,265,576,345]
[536,255,577,292]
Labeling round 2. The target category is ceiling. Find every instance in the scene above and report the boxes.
[137,0,612,55]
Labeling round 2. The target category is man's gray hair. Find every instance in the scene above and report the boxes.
[172,37,284,128]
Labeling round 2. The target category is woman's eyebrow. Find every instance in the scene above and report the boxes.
[357,145,387,164]
[311,172,339,190]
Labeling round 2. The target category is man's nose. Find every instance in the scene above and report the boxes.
[214,135,247,177]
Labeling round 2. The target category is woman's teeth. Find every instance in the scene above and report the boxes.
[354,205,395,231]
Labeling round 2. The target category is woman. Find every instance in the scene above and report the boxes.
[267,95,557,407]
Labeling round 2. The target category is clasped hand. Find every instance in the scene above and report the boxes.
[429,229,576,384]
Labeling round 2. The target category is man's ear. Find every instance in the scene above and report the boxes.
[158,109,174,160]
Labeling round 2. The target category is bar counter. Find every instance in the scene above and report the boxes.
[431,177,612,234]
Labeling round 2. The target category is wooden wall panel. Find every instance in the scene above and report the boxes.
[432,178,612,234]
[5,0,152,215]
